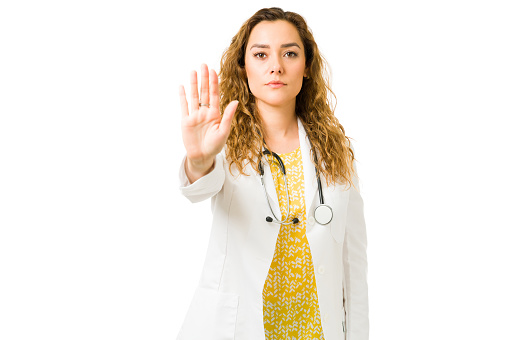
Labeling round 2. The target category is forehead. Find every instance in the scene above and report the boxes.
[247,20,303,47]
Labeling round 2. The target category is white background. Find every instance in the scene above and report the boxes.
[1,0,508,339]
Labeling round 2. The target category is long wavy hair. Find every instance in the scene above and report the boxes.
[219,7,355,187]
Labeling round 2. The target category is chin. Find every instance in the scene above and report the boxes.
[254,89,301,107]
[256,98,293,108]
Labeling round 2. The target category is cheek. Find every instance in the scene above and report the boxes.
[294,62,307,79]
[245,65,259,81]
[290,65,306,87]
[245,67,263,93]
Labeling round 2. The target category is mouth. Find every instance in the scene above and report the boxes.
[266,81,286,88]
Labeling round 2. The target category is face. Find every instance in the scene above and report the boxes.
[244,20,307,109]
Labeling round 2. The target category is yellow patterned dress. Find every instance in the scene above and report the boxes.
[262,147,325,339]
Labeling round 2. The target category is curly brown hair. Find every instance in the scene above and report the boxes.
[219,7,355,187]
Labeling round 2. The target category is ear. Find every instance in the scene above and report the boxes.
[304,67,309,79]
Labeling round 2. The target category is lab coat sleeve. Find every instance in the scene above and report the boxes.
[343,160,369,340]
[179,153,226,203]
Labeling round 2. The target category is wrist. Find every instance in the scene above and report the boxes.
[185,156,215,183]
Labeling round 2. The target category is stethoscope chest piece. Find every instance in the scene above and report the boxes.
[314,204,333,225]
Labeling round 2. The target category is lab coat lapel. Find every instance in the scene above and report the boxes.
[261,156,282,221]
[298,119,318,216]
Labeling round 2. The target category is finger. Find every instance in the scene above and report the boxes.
[219,100,239,137]
[179,85,189,118]
[209,69,219,110]
[200,64,209,108]
[189,70,199,112]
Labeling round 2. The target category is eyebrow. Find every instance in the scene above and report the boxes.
[249,42,302,50]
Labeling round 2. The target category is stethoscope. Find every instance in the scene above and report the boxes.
[258,148,333,226]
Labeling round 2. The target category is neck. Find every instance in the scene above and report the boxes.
[256,100,300,154]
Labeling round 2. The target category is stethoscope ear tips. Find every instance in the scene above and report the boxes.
[292,218,299,224]
[266,216,273,222]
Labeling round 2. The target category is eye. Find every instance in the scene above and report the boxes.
[284,51,298,58]
[253,52,266,59]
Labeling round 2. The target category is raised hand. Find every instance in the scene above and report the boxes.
[180,64,238,183]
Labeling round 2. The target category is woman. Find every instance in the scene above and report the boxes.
[178,7,368,340]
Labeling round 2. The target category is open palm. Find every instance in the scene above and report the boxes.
[180,64,238,169]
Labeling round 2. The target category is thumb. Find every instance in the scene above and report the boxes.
[219,100,239,136]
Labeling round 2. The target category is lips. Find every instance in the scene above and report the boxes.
[266,80,286,88]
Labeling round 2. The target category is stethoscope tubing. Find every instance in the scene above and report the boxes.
[259,149,295,225]
[259,147,333,226]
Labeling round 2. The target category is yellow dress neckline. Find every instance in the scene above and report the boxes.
[276,146,300,158]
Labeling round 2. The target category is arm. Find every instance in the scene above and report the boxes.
[179,153,226,203]
[343,161,369,340]
[179,63,238,184]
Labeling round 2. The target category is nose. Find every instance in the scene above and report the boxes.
[270,58,283,74]
[271,66,282,74]
[271,65,282,74]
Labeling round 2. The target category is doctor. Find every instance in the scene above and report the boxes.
[177,7,368,340]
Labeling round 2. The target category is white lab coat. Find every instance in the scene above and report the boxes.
[177,119,369,340]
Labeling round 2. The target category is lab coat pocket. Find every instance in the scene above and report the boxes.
[177,286,239,340]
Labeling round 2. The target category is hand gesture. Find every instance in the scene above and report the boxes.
[180,64,238,182]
